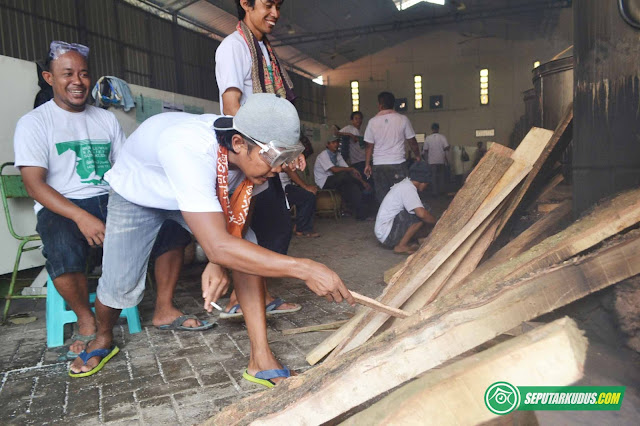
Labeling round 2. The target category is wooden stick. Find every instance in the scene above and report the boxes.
[351,291,409,319]
[282,320,349,336]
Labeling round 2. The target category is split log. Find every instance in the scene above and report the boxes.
[341,318,586,426]
[308,146,515,364]
[538,203,562,213]
[209,229,640,426]
[535,173,565,203]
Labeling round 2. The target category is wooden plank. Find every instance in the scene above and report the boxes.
[282,320,349,336]
[440,189,640,308]
[306,309,366,365]
[335,129,553,357]
[341,318,586,426]
[308,146,514,364]
[495,105,573,236]
[335,165,532,356]
[536,173,565,203]
[209,230,640,426]
[538,203,562,213]
[351,291,409,319]
[477,199,572,273]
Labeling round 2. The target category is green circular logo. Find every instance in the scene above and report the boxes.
[484,381,520,415]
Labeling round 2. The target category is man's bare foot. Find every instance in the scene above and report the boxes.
[69,337,112,374]
[152,306,201,328]
[393,244,417,254]
[69,316,97,355]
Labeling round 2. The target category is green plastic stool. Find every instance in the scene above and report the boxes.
[46,275,142,348]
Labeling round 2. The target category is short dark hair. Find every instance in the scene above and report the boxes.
[236,0,285,20]
[216,129,255,153]
[378,92,395,110]
[431,122,440,131]
[350,111,363,120]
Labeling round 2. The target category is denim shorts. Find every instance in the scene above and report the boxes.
[37,194,109,280]
[36,194,191,281]
[382,209,421,248]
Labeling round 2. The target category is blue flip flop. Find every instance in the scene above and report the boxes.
[219,304,243,319]
[155,315,215,331]
[68,346,120,378]
[242,367,291,388]
[66,332,96,360]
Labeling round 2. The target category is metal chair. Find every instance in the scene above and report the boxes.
[1,162,45,322]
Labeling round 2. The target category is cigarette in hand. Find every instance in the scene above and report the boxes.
[210,301,223,311]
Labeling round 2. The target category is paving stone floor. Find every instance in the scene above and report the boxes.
[1,205,639,425]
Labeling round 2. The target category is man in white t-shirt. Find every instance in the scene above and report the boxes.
[422,122,450,197]
[69,94,355,386]
[215,0,303,318]
[375,162,437,254]
[314,138,372,220]
[13,41,194,359]
[364,92,422,203]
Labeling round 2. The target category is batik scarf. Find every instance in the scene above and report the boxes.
[236,21,295,102]
[216,146,254,238]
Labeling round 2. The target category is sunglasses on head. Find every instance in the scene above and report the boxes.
[243,134,304,168]
[49,41,90,60]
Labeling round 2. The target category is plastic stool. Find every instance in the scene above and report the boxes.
[46,276,142,347]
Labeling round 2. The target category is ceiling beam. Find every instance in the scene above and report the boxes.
[271,0,572,47]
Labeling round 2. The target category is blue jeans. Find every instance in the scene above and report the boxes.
[284,184,316,233]
[37,194,109,280]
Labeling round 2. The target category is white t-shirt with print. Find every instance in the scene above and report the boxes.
[215,30,271,115]
[215,30,271,195]
[14,100,126,213]
[340,124,366,164]
[423,133,449,165]
[105,112,244,213]
[374,178,423,243]
[363,111,416,165]
[314,149,348,189]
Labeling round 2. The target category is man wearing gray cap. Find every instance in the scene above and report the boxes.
[69,94,355,383]
[374,162,437,254]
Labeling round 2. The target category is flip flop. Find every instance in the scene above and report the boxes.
[266,298,302,316]
[68,346,120,378]
[155,315,215,331]
[219,304,243,319]
[66,332,96,360]
[242,367,291,389]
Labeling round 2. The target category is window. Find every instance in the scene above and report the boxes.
[480,68,489,105]
[414,75,423,110]
[533,60,541,69]
[351,80,359,112]
[393,0,445,11]
[312,75,323,85]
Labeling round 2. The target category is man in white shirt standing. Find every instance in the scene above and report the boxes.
[422,122,450,197]
[364,92,422,203]
[339,111,372,187]
[215,0,302,318]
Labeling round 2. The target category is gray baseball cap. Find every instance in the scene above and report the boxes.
[214,93,300,147]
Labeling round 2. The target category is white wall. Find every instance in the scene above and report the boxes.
[0,55,221,274]
[323,10,573,149]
